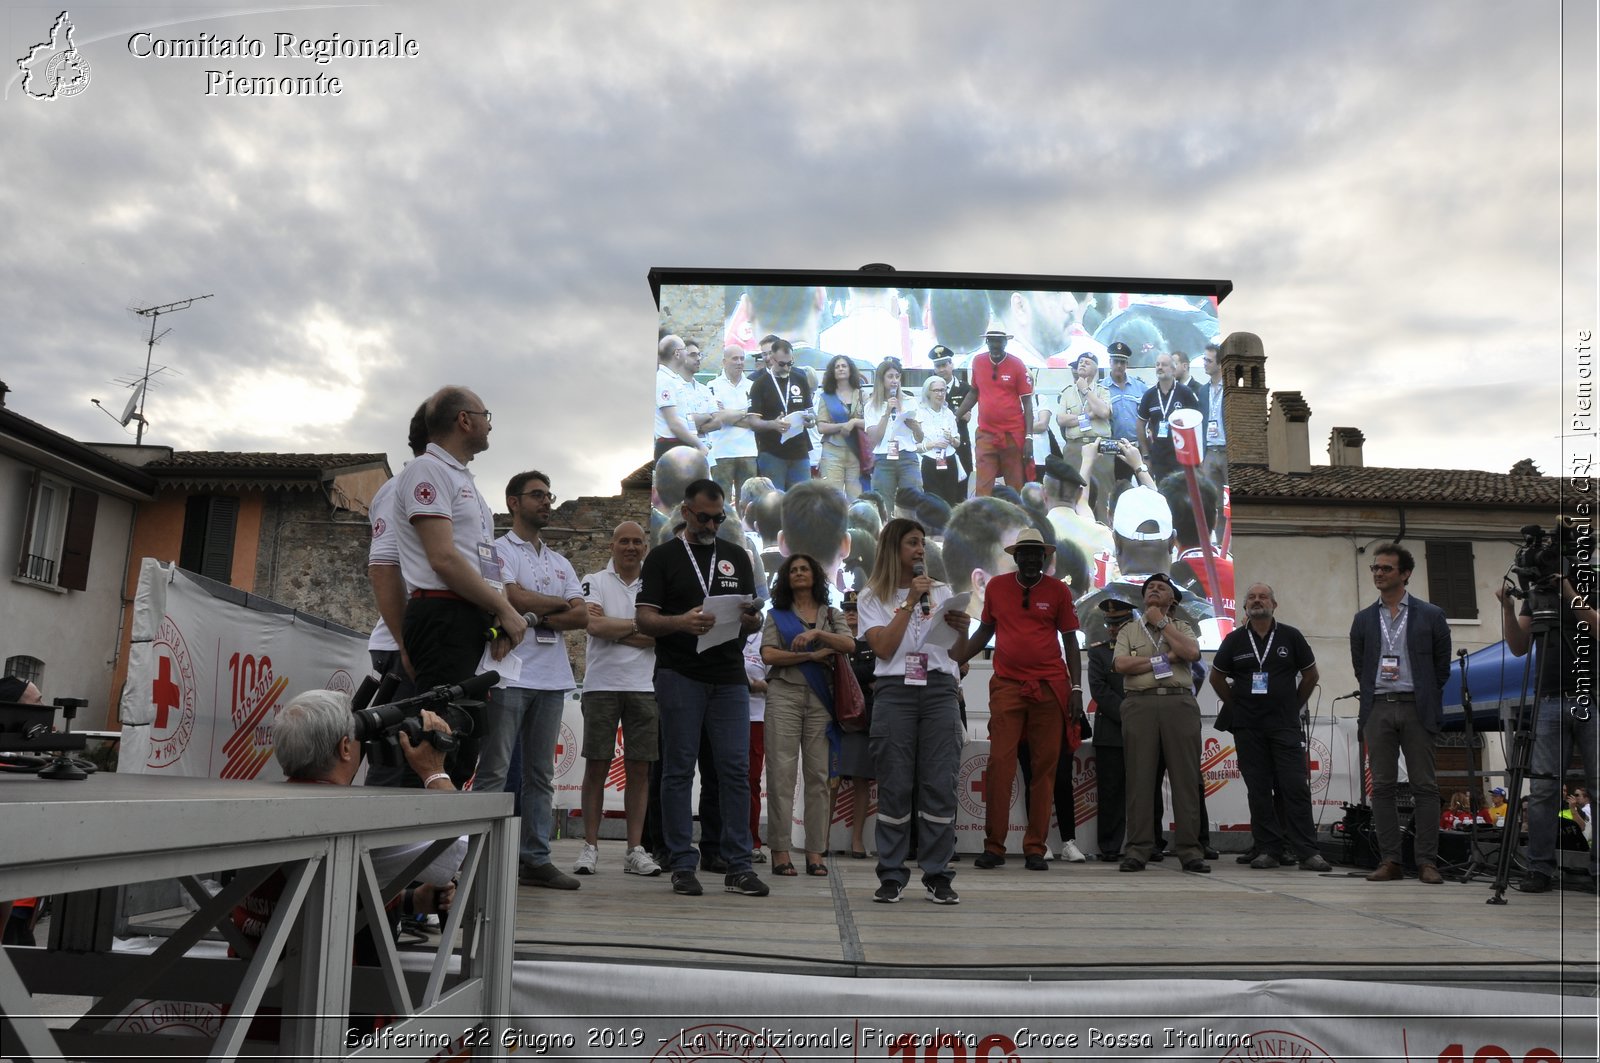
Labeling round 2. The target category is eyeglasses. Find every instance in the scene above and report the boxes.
[772,360,794,369]
[690,509,728,525]
[520,489,555,502]
[463,409,492,425]
[1369,564,1397,573]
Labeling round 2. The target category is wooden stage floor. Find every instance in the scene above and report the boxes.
[509,839,1598,995]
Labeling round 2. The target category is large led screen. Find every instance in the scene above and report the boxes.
[650,272,1234,647]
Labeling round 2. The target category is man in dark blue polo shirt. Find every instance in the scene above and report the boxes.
[636,479,768,898]
[1210,582,1330,872]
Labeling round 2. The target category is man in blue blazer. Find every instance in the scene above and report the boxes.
[1350,542,1452,884]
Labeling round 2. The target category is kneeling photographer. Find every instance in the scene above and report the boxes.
[234,690,467,957]
[1497,521,1598,894]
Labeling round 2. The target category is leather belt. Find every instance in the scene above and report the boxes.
[410,589,466,602]
[1377,692,1416,702]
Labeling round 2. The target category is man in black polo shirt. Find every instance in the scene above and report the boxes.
[1209,582,1331,871]
[636,478,769,897]
[747,338,815,489]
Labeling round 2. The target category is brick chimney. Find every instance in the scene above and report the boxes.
[1328,427,1365,467]
[1219,332,1267,464]
[1266,391,1312,474]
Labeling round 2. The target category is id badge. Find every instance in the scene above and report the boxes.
[1157,421,1171,439]
[904,652,929,686]
[936,455,948,470]
[1251,671,1269,695]
[1149,653,1173,681]
[476,542,503,583]
[888,439,900,459]
[1078,413,1091,430]
[534,625,559,645]
[1379,655,1400,681]
[1207,422,1222,444]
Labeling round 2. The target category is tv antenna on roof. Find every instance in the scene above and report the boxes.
[128,294,212,444]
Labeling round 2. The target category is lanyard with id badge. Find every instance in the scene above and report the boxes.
[1153,387,1177,440]
[1379,604,1407,682]
[519,539,562,645]
[1145,622,1174,681]
[1247,624,1276,695]
[903,599,936,686]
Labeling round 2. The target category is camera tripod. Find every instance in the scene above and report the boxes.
[1484,591,1561,905]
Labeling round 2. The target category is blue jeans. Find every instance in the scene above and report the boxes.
[870,454,923,503]
[656,668,753,873]
[1526,695,1599,876]
[475,686,567,868]
[756,452,811,491]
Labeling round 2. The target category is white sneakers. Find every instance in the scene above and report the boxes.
[624,845,662,876]
[572,843,663,877]
[1061,839,1087,863]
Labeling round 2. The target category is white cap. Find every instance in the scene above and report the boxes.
[1112,486,1174,542]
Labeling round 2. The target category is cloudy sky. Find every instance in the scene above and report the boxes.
[2,1,1594,506]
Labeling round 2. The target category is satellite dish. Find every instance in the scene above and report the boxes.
[118,382,145,427]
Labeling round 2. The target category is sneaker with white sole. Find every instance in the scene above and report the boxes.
[1061,839,1087,863]
[923,875,960,905]
[624,845,662,876]
[573,843,599,875]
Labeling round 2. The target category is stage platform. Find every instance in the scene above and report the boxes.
[509,838,1598,995]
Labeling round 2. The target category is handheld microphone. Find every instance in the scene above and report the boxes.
[913,562,929,616]
[485,612,540,642]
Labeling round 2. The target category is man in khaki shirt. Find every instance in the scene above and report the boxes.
[1113,572,1210,874]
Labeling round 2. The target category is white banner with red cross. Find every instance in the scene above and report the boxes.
[118,559,368,780]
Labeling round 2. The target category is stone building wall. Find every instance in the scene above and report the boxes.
[259,489,378,633]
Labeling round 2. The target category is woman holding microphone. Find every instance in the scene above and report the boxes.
[856,517,970,905]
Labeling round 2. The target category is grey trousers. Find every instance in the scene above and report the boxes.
[870,673,963,886]
[1365,700,1440,866]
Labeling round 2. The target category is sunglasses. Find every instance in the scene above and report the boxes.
[689,510,728,525]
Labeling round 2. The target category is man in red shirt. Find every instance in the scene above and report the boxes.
[955,528,1083,870]
[956,329,1034,496]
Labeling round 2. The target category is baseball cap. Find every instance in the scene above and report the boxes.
[1491,787,1506,797]
[1111,486,1174,542]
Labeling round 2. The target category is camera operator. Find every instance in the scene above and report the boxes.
[235,691,462,955]
[1497,566,1598,894]
[394,386,527,787]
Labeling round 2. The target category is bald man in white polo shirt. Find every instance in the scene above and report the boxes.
[394,385,527,786]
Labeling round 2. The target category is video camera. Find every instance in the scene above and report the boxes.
[1509,521,1589,624]
[348,670,498,767]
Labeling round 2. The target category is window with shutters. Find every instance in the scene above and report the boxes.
[1425,540,1478,620]
[178,494,240,583]
[15,472,98,591]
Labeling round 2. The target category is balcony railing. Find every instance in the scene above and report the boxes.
[19,553,56,584]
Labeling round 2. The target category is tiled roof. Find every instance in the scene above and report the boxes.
[1229,463,1591,509]
[142,452,387,475]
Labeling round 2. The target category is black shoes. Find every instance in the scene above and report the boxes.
[1024,853,1049,871]
[671,870,703,896]
[724,871,769,896]
[1182,860,1212,874]
[873,880,905,903]
[923,875,960,904]
[1517,872,1552,894]
[972,851,1006,869]
[1118,857,1145,872]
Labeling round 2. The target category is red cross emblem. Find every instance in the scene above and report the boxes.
[152,655,181,730]
[414,481,437,505]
